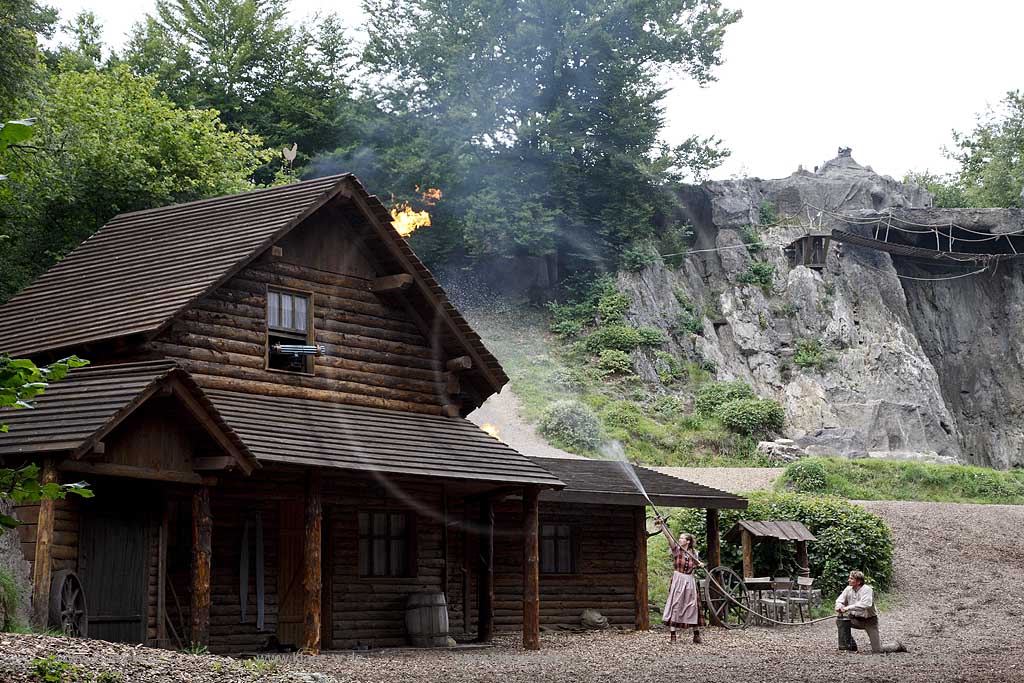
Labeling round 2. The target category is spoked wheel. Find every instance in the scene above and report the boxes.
[48,570,88,637]
[702,565,751,630]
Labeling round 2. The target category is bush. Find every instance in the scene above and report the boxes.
[759,199,778,226]
[794,338,833,372]
[548,318,583,339]
[582,325,644,353]
[715,397,785,436]
[662,491,894,599]
[596,349,633,375]
[636,325,666,346]
[653,351,683,384]
[693,381,755,417]
[621,240,661,272]
[784,458,829,493]
[737,261,775,291]
[538,400,602,451]
[597,290,630,323]
[651,395,683,419]
[738,225,765,254]
[0,567,18,631]
[603,401,643,430]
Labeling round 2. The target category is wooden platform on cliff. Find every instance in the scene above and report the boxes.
[829,229,1024,263]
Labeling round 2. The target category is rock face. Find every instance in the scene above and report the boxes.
[621,151,1024,469]
[0,501,32,628]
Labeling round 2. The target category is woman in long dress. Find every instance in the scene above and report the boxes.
[656,516,704,643]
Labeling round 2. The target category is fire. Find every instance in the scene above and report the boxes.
[390,202,431,237]
[480,423,501,440]
[390,187,442,238]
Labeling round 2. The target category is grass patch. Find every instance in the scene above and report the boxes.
[778,457,1024,504]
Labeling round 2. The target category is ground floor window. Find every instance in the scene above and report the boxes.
[358,510,411,577]
[540,523,576,573]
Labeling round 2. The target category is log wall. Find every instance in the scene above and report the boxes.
[493,502,638,630]
[153,216,452,415]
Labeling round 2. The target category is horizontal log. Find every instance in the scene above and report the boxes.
[370,274,413,294]
[174,358,440,406]
[242,262,377,303]
[446,356,472,371]
[160,331,264,357]
[191,375,444,415]
[151,342,264,370]
[59,461,214,485]
[169,317,264,345]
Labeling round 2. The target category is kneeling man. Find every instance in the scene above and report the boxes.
[835,570,906,653]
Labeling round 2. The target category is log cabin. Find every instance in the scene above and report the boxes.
[0,175,746,653]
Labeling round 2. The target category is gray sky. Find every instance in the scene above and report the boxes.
[51,0,1022,181]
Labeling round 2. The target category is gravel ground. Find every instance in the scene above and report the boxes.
[654,467,783,494]
[2,500,1020,682]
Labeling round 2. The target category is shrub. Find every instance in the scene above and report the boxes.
[737,261,774,291]
[693,381,755,417]
[0,567,18,631]
[653,351,682,384]
[28,657,80,682]
[597,290,630,323]
[621,240,660,272]
[715,397,785,436]
[662,491,894,599]
[794,338,833,372]
[603,401,643,430]
[704,288,724,320]
[651,395,683,419]
[784,458,829,493]
[547,300,590,339]
[596,349,633,375]
[549,318,583,339]
[636,326,666,346]
[582,325,643,353]
[538,400,602,451]
[759,199,778,226]
[738,225,765,254]
[673,311,704,335]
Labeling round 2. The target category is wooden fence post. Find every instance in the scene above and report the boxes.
[31,458,58,628]
[477,497,494,643]
[741,529,754,579]
[190,486,212,647]
[705,508,721,569]
[522,485,540,651]
[303,472,323,654]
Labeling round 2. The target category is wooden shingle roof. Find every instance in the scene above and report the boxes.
[206,390,565,487]
[724,520,816,543]
[0,174,508,403]
[0,360,254,471]
[530,457,747,510]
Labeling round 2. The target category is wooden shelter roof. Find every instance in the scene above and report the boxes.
[0,174,508,407]
[724,520,816,543]
[206,390,565,487]
[530,457,747,510]
[0,360,255,472]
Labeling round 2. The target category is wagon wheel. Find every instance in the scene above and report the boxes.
[702,566,751,630]
[48,570,88,637]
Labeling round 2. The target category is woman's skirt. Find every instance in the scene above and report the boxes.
[662,571,702,627]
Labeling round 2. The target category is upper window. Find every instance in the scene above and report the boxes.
[267,289,313,373]
[358,511,412,578]
[540,524,576,574]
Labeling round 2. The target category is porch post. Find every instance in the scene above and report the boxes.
[741,529,754,578]
[705,508,721,569]
[31,458,58,628]
[522,485,540,651]
[477,496,494,643]
[795,541,810,578]
[190,485,212,646]
[303,472,322,654]
[633,507,649,631]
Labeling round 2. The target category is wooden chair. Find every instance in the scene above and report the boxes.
[743,577,774,625]
[762,577,792,623]
[786,576,814,623]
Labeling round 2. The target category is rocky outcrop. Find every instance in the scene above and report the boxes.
[622,150,1024,469]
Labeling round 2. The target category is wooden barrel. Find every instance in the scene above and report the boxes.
[405,592,449,647]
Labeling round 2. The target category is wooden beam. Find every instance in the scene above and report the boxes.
[303,472,323,654]
[192,456,234,471]
[633,507,649,631]
[795,540,810,578]
[441,486,449,601]
[91,441,105,455]
[441,403,461,418]
[157,497,169,645]
[369,273,414,294]
[31,458,58,628]
[168,377,257,475]
[446,356,472,372]
[59,461,215,486]
[705,508,721,569]
[522,485,540,651]
[477,497,494,643]
[190,486,212,646]
[741,529,754,579]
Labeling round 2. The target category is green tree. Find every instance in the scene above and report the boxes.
[352,0,739,269]
[125,0,360,170]
[0,66,274,300]
[44,10,107,73]
[0,0,58,117]
[1,354,93,534]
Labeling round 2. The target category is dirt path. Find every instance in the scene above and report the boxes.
[2,500,1019,682]
[654,466,782,494]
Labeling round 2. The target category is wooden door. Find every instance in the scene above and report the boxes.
[78,504,150,643]
[277,500,304,647]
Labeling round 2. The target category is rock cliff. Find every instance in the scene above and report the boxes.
[622,151,1024,469]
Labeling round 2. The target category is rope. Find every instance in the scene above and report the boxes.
[853,259,992,282]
